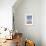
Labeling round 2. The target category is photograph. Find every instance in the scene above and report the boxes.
[25,14,33,25]
[0,0,46,46]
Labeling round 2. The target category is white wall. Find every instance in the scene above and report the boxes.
[41,0,46,46]
[13,0,41,46]
[0,0,16,30]
[1,0,46,46]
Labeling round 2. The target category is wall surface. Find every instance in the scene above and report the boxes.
[41,0,46,46]
[0,0,16,30]
[13,0,41,46]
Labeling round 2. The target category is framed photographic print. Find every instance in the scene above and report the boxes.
[25,13,33,25]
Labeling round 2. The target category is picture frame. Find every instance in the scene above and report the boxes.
[25,13,33,25]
